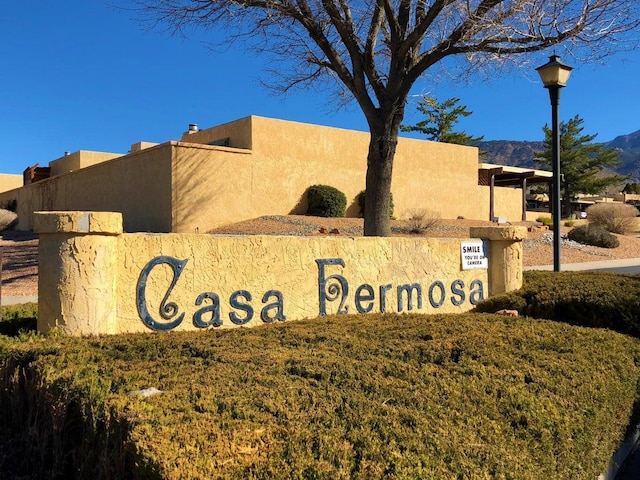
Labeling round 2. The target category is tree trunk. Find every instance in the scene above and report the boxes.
[563,183,572,219]
[363,112,402,237]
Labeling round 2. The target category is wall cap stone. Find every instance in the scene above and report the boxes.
[34,211,123,235]
[469,226,527,242]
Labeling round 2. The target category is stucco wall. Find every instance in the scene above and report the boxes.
[4,144,174,232]
[0,174,22,195]
[488,186,523,222]
[49,151,123,177]
[180,116,253,150]
[171,143,253,233]
[211,116,523,224]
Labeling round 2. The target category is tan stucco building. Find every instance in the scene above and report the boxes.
[0,116,542,233]
[0,174,22,196]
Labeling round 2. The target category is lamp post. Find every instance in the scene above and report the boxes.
[536,54,572,272]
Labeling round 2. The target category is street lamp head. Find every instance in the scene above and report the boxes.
[536,54,573,88]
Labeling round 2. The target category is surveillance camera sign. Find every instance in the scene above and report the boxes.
[461,240,488,270]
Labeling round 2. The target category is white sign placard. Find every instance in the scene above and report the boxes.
[461,240,488,270]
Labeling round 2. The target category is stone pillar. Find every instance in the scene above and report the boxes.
[34,211,122,335]
[469,226,527,296]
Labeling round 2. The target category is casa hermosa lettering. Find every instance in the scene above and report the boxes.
[136,256,485,331]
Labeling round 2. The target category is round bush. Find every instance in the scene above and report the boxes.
[306,185,347,217]
[357,190,394,218]
[567,224,619,248]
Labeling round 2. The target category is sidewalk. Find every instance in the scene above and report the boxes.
[1,295,38,306]
[525,257,640,272]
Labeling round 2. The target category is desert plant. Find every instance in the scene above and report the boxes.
[357,190,394,218]
[586,203,639,234]
[536,216,553,228]
[567,224,619,248]
[404,208,441,233]
[306,185,347,217]
[564,220,575,227]
[0,209,18,232]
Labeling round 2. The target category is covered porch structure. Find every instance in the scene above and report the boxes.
[479,163,553,222]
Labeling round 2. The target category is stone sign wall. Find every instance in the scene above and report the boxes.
[35,212,526,336]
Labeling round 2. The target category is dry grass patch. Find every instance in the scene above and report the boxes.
[587,203,640,234]
[402,208,442,233]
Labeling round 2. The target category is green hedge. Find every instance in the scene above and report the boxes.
[1,310,639,479]
[0,303,37,337]
[474,271,640,337]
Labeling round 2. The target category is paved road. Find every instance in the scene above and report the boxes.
[591,266,640,274]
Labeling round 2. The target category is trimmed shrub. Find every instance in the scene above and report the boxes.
[586,202,639,234]
[306,185,347,217]
[0,311,638,479]
[567,224,619,248]
[474,270,640,337]
[0,303,37,337]
[357,189,394,218]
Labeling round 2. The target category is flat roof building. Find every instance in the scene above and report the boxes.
[0,116,549,233]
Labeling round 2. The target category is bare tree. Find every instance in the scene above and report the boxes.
[132,0,640,236]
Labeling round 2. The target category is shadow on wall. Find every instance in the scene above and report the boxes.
[289,190,307,215]
[174,153,228,233]
[346,194,361,218]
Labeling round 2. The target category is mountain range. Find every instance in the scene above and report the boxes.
[476,129,640,179]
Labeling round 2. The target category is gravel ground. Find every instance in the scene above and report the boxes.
[3,216,640,298]
[1,231,38,298]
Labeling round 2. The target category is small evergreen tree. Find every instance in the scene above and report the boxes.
[534,115,627,217]
[623,182,640,194]
[401,96,484,146]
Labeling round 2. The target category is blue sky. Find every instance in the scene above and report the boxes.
[1,1,639,175]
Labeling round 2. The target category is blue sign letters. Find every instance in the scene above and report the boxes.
[136,256,484,331]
